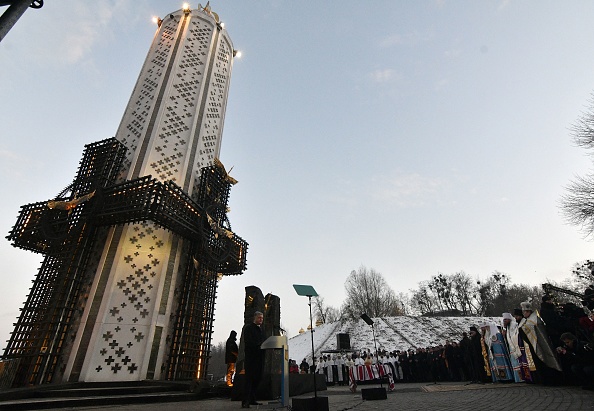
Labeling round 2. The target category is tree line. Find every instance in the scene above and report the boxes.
[312,263,592,324]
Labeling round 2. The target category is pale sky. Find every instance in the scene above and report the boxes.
[1,1,593,349]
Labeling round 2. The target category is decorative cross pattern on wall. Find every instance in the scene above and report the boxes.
[118,15,232,186]
[91,222,163,376]
[146,19,214,184]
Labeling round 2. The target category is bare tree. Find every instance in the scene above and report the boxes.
[451,272,481,315]
[313,296,341,324]
[570,260,594,288]
[427,273,468,313]
[395,292,411,315]
[408,271,554,317]
[560,175,594,237]
[326,307,341,323]
[477,271,509,316]
[561,94,594,237]
[486,283,542,316]
[341,266,403,320]
[409,282,440,315]
[421,271,482,315]
[409,271,510,316]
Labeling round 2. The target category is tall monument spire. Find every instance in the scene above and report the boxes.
[118,3,234,188]
[3,4,247,386]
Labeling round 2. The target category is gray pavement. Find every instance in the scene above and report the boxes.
[52,382,594,411]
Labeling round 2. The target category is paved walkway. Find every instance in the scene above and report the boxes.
[57,382,594,411]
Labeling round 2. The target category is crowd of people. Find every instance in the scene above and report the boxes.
[292,292,594,391]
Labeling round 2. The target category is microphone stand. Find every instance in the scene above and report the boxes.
[308,295,318,401]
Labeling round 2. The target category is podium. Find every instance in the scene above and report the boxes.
[261,335,289,407]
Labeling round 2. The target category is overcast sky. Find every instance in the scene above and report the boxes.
[1,1,594,349]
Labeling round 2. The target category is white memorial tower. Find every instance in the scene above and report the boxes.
[61,4,238,382]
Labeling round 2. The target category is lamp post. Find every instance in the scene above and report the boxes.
[0,0,42,43]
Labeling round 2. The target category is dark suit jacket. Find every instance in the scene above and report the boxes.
[243,322,265,369]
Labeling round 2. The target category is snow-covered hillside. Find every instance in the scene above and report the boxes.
[288,316,500,363]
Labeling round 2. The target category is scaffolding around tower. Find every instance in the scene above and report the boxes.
[2,138,247,386]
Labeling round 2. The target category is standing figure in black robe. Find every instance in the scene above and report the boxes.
[225,330,239,387]
[242,311,266,408]
[468,326,487,384]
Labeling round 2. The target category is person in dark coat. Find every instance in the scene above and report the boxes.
[468,326,487,384]
[556,332,594,390]
[299,358,310,374]
[399,350,411,382]
[540,294,569,345]
[242,311,266,408]
[459,332,472,381]
[225,330,239,387]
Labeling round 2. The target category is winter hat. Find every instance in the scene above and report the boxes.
[502,313,513,320]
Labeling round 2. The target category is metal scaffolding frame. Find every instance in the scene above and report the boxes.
[3,138,247,386]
